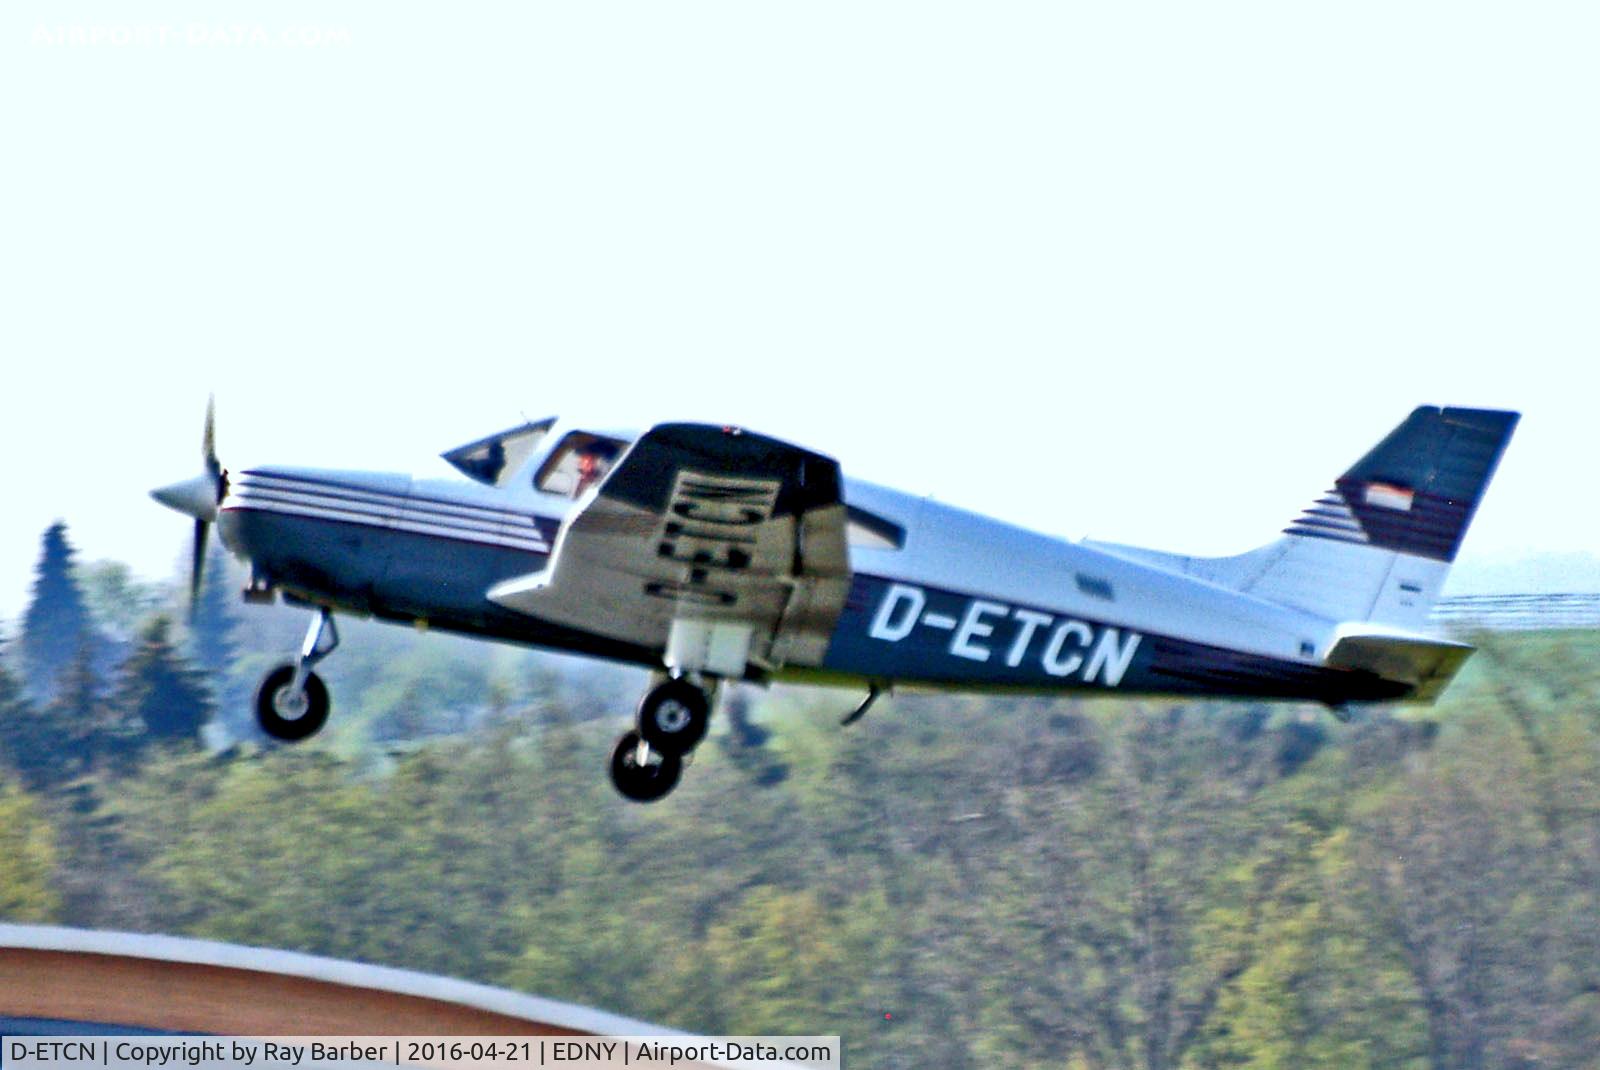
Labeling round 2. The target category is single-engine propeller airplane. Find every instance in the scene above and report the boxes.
[153,403,1518,802]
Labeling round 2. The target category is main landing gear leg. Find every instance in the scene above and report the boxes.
[256,608,338,742]
[609,675,716,803]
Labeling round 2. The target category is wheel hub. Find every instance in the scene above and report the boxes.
[654,699,692,735]
[272,685,309,721]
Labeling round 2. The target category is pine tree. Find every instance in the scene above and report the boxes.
[0,650,43,783]
[189,546,239,674]
[19,522,99,701]
[116,617,212,752]
[187,545,246,738]
[52,642,135,776]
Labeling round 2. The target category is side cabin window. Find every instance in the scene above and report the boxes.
[846,506,905,550]
[1075,573,1115,601]
[536,432,630,498]
[443,419,554,487]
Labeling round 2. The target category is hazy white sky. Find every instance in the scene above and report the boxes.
[2,1,1597,621]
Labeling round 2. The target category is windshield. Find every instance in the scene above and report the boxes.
[441,419,555,486]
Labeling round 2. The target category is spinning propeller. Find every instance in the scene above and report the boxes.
[150,397,227,617]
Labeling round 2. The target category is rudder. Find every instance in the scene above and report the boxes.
[1087,406,1519,631]
[1233,405,1518,628]
[1284,406,1520,565]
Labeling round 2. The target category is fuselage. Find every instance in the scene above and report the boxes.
[216,424,1408,706]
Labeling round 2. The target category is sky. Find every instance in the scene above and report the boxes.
[2,1,1597,622]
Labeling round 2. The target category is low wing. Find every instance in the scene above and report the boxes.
[488,424,850,677]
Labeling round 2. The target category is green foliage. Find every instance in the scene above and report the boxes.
[10,624,1600,1068]
[0,774,61,921]
[116,616,212,750]
[48,641,124,777]
[188,547,240,675]
[0,651,45,781]
[77,559,163,641]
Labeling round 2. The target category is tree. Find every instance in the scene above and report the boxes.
[187,547,251,741]
[77,560,162,641]
[0,651,44,782]
[0,775,60,922]
[19,522,100,701]
[189,548,240,674]
[51,640,134,776]
[116,617,212,751]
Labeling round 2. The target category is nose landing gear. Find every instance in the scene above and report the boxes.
[609,675,716,802]
[256,608,338,742]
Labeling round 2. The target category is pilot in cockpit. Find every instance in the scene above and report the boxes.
[573,440,620,497]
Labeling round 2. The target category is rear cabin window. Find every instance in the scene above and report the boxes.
[1075,573,1115,601]
[536,432,631,498]
[846,506,905,550]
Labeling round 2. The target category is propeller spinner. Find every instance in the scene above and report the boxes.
[150,398,227,616]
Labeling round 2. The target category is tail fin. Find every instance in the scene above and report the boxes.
[1282,406,1520,566]
[1089,406,1519,630]
[1218,406,1519,628]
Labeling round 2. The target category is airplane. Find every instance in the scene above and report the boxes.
[152,403,1519,802]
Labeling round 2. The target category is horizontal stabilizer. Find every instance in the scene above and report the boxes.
[1324,630,1475,703]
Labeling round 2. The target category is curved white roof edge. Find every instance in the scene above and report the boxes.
[0,923,683,1038]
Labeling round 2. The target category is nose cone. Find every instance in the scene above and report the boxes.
[151,473,219,522]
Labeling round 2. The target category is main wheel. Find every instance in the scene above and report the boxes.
[637,678,711,757]
[256,664,330,742]
[609,730,682,803]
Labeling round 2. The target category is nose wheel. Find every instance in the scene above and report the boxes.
[256,665,330,741]
[609,730,683,803]
[256,608,338,742]
[609,676,715,802]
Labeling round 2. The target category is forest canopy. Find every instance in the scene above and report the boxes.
[2,523,1597,1069]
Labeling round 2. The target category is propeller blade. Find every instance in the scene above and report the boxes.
[190,518,210,620]
[153,398,225,522]
[203,394,221,484]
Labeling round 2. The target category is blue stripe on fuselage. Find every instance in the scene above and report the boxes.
[822,573,1410,703]
[218,507,656,667]
[223,496,1409,704]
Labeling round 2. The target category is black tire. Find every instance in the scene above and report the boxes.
[256,664,331,742]
[609,730,682,803]
[637,678,711,757]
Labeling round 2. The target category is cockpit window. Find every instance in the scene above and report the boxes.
[442,419,554,487]
[536,432,630,498]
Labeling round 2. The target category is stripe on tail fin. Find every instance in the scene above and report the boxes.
[1085,405,1518,633]
[1284,406,1519,562]
[1082,405,1517,702]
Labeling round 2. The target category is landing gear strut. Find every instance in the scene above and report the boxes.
[256,608,338,742]
[609,675,716,802]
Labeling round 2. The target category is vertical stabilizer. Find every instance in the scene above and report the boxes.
[1218,406,1518,628]
[1088,407,1519,631]
[1283,406,1519,565]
